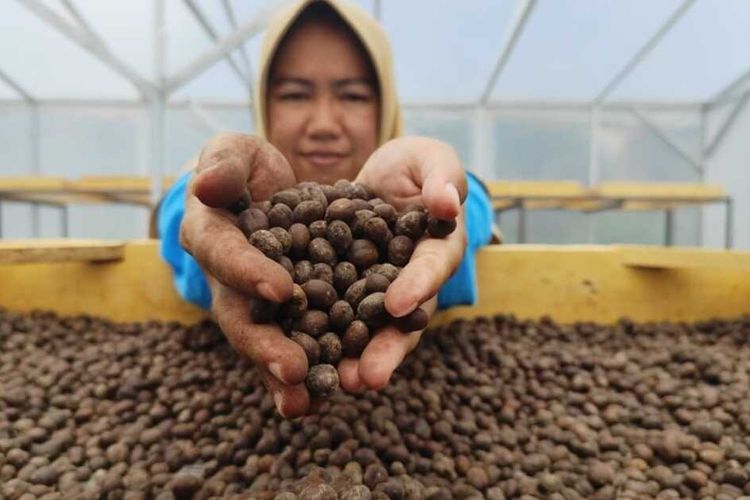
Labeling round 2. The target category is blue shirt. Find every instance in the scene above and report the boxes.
[158,172,493,310]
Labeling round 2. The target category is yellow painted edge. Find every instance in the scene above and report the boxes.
[0,240,125,264]
[594,182,726,200]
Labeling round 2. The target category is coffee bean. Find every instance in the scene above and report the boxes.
[334,262,358,294]
[302,280,338,310]
[249,230,283,260]
[373,204,396,226]
[280,284,307,319]
[309,238,337,267]
[357,293,389,329]
[309,220,328,240]
[268,203,295,229]
[327,220,353,254]
[395,211,427,240]
[289,223,311,257]
[272,189,302,209]
[311,263,334,285]
[344,279,368,310]
[318,333,343,365]
[294,310,330,338]
[329,301,355,331]
[342,321,369,358]
[426,216,457,238]
[238,208,269,237]
[295,201,326,226]
[306,365,339,398]
[363,217,390,246]
[347,240,379,270]
[292,332,320,366]
[294,260,314,284]
[326,199,356,223]
[228,190,252,214]
[387,236,414,267]
[270,227,293,255]
[364,274,390,294]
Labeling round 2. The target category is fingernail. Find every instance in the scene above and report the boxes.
[445,183,460,206]
[269,362,284,382]
[257,282,279,302]
[394,300,418,318]
[273,392,285,415]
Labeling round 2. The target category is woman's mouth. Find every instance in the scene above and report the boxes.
[301,151,347,168]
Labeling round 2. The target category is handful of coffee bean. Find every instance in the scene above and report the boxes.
[236,179,457,398]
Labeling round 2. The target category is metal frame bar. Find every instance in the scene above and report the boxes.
[221,0,254,80]
[703,90,750,159]
[480,0,536,104]
[593,0,695,104]
[165,4,276,95]
[60,0,98,39]
[630,107,702,174]
[182,0,250,88]
[0,67,36,103]
[17,0,156,99]
[150,0,166,207]
[187,100,234,134]
[709,65,750,108]
[374,0,382,21]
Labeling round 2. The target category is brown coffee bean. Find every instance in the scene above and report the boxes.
[292,332,320,366]
[249,230,283,260]
[365,274,390,294]
[342,321,369,357]
[344,279,368,310]
[373,203,397,226]
[299,185,329,210]
[294,200,326,226]
[321,184,342,204]
[334,262,358,294]
[352,210,376,237]
[269,227,292,255]
[309,238,337,267]
[427,216,457,238]
[388,235,414,266]
[289,223,311,257]
[329,301,355,331]
[326,198,356,222]
[334,179,356,198]
[268,203,294,229]
[294,260,314,284]
[237,208,269,237]
[395,211,427,240]
[280,284,308,319]
[352,198,372,212]
[295,310,330,337]
[278,255,295,277]
[352,183,370,200]
[250,298,280,324]
[357,293,389,328]
[306,364,339,398]
[327,220,353,254]
[251,200,272,214]
[302,280,338,310]
[363,217,390,245]
[271,189,301,209]
[319,333,343,365]
[347,240,379,270]
[309,220,328,239]
[393,308,429,333]
[311,263,334,285]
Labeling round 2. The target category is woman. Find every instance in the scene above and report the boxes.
[159,0,493,417]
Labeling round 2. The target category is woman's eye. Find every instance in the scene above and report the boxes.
[279,92,308,101]
[342,93,370,102]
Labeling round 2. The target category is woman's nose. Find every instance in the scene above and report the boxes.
[307,96,342,139]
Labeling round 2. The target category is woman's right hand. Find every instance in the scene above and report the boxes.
[179,133,311,417]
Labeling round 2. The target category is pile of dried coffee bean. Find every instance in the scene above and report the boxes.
[3,309,750,499]
[236,180,456,397]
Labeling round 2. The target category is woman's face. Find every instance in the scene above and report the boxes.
[266,19,379,184]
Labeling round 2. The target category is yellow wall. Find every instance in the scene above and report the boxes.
[1,240,749,325]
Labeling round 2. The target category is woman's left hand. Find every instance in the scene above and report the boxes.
[339,136,468,392]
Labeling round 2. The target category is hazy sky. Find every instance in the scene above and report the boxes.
[1,0,749,102]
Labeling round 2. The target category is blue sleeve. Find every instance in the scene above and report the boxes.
[157,172,212,310]
[437,172,493,310]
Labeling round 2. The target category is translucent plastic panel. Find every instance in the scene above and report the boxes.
[597,109,701,182]
[490,109,590,182]
[0,3,138,99]
[164,106,252,174]
[491,0,682,100]
[0,105,33,175]
[166,0,215,74]
[402,109,473,168]
[0,77,23,100]
[74,0,153,78]
[37,106,146,175]
[382,0,518,103]
[612,0,750,100]
[172,60,252,101]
